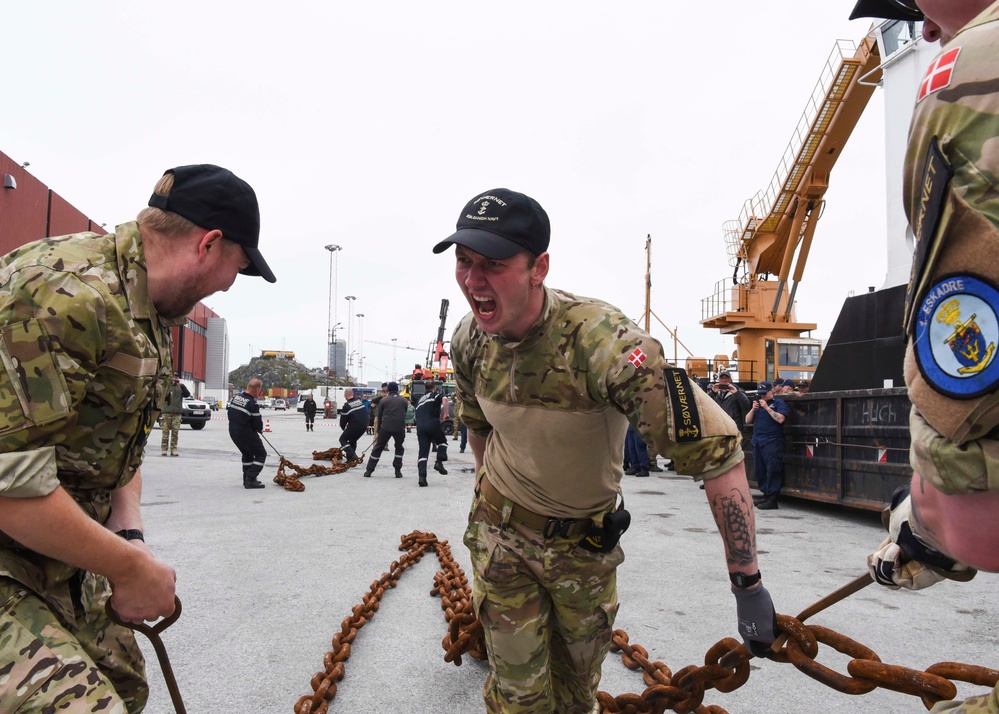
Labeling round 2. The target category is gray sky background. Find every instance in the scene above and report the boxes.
[3,2,893,385]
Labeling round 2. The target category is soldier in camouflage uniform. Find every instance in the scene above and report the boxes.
[433,189,778,713]
[0,164,275,712]
[159,374,190,456]
[850,1,999,711]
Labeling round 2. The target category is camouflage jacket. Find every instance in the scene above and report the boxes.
[160,381,189,415]
[0,221,180,612]
[901,3,999,495]
[451,286,743,519]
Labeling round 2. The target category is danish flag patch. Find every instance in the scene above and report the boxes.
[918,47,961,102]
[627,348,647,368]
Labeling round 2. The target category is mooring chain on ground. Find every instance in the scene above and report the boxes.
[273,448,365,492]
[293,531,483,714]
[293,532,998,713]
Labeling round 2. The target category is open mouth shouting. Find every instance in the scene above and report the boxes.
[471,293,497,318]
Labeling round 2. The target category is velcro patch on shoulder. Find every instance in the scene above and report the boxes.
[913,273,999,399]
[905,136,954,335]
[665,368,702,442]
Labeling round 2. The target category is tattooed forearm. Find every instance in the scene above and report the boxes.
[713,489,756,567]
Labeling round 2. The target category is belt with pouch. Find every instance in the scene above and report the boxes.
[478,474,592,540]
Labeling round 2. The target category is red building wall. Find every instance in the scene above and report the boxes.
[0,154,54,255]
[1,148,216,382]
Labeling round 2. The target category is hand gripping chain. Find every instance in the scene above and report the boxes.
[273,448,366,492]
[293,535,998,713]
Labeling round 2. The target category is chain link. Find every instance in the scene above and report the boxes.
[274,449,365,491]
[293,532,997,712]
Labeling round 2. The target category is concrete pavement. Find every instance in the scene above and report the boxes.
[136,409,997,713]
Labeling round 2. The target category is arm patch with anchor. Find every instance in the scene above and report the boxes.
[665,368,703,443]
[905,136,954,336]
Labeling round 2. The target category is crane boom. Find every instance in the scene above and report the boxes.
[364,339,424,352]
[433,299,449,364]
[700,35,882,383]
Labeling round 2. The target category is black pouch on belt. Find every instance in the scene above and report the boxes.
[578,507,631,553]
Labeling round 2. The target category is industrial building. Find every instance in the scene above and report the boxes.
[0,150,231,398]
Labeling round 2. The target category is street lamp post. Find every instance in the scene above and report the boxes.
[325,245,342,385]
[344,296,356,378]
[391,338,397,381]
[329,322,342,378]
[356,313,365,383]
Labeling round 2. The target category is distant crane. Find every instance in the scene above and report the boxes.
[430,299,450,373]
[364,339,424,352]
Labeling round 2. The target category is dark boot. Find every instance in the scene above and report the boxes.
[395,469,404,478]
[756,495,779,510]
[624,466,639,475]
[648,463,663,473]
[634,468,650,477]
[418,476,428,487]
[434,461,447,475]
[244,478,265,489]
[363,471,372,477]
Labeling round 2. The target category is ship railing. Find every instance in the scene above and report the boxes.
[723,40,859,268]
[701,278,734,321]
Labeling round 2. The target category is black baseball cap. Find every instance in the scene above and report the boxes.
[148,164,276,283]
[849,0,923,21]
[433,188,550,260]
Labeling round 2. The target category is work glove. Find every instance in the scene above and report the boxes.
[867,485,976,590]
[732,583,777,657]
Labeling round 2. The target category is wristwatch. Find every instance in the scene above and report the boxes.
[730,570,762,588]
[115,529,145,542]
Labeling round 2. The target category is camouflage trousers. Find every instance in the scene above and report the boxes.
[160,413,181,454]
[0,575,147,713]
[930,684,999,714]
[463,493,623,713]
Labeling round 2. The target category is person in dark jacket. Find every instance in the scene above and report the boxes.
[302,394,317,431]
[709,371,751,432]
[228,378,266,489]
[338,388,369,461]
[414,381,449,486]
[363,382,408,478]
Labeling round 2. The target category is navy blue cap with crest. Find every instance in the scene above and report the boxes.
[433,188,550,260]
[849,0,923,21]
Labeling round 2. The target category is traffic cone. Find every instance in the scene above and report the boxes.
[264,419,272,433]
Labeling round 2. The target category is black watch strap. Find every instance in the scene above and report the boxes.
[730,570,761,588]
[115,528,145,542]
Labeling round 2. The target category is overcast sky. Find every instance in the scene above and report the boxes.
[3,1,895,385]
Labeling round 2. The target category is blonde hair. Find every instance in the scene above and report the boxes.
[136,172,201,237]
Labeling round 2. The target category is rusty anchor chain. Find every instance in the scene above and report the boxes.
[293,531,485,714]
[293,533,998,713]
[273,447,365,492]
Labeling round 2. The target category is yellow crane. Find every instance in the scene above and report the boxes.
[700,36,882,384]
